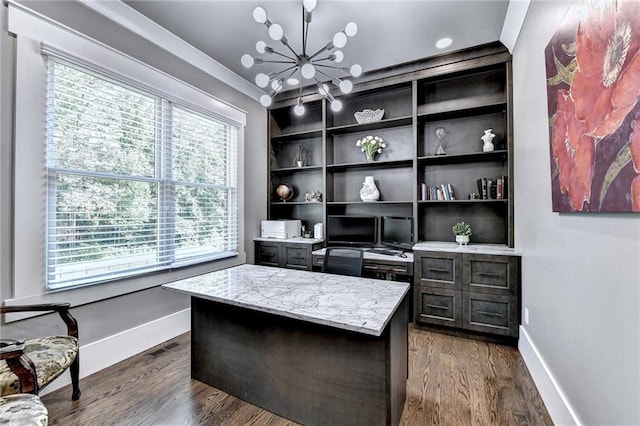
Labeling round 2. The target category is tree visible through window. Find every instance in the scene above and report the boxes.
[46,59,238,290]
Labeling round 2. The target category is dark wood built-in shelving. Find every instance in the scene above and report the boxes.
[266,42,514,248]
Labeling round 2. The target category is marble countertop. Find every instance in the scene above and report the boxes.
[162,264,409,337]
[254,236,324,244]
[412,241,522,256]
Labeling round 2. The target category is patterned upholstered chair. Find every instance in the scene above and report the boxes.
[0,393,48,425]
[0,303,80,401]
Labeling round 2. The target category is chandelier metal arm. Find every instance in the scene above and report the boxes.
[258,59,298,64]
[307,42,335,61]
[315,68,341,86]
[313,63,349,72]
[267,50,297,61]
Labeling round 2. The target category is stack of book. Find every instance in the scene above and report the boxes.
[420,183,456,201]
[476,176,507,200]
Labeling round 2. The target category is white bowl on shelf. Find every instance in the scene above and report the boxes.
[354,108,384,124]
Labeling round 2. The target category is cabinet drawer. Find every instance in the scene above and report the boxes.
[463,292,518,337]
[257,244,280,266]
[463,254,519,295]
[414,286,462,328]
[284,247,309,269]
[417,252,461,290]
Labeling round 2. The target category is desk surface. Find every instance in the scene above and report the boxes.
[163,264,409,337]
[312,248,414,263]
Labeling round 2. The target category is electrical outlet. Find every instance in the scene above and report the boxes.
[524,307,530,325]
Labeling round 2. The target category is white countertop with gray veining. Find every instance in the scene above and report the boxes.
[162,264,409,337]
[412,241,522,256]
[253,236,324,244]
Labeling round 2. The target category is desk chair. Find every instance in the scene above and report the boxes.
[322,247,364,277]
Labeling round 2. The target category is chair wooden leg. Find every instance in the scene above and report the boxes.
[70,354,80,400]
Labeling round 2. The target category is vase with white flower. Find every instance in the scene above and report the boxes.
[356,135,386,162]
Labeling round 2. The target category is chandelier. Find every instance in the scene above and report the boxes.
[241,0,361,115]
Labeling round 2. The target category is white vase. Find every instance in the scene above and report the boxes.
[360,176,380,202]
[456,235,470,246]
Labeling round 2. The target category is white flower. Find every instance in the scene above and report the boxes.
[377,148,382,153]
[381,143,386,148]
[356,140,361,146]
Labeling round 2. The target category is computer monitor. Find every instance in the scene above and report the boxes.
[326,215,377,246]
[381,216,413,250]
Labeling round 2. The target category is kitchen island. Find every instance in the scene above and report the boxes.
[163,264,410,426]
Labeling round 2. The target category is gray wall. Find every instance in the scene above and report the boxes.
[0,1,267,343]
[513,1,640,424]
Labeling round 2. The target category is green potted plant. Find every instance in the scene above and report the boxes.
[452,221,472,246]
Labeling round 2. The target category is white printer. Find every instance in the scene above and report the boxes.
[260,220,301,239]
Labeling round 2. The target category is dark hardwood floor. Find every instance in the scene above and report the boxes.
[41,325,552,425]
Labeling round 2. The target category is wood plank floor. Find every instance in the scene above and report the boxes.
[41,325,552,425]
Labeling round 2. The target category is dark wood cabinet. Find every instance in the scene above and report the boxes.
[266,42,514,249]
[413,245,521,339]
[255,238,324,271]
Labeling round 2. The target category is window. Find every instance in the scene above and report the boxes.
[46,58,238,290]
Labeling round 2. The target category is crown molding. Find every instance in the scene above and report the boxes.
[500,0,531,53]
[76,0,263,102]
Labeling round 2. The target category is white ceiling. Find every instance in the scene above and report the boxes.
[85,0,524,100]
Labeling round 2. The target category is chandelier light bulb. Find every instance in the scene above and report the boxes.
[260,94,272,107]
[301,63,316,80]
[339,80,353,94]
[241,54,254,68]
[287,77,300,86]
[303,0,317,12]
[294,101,305,116]
[345,22,358,37]
[252,7,267,24]
[350,64,363,77]
[331,99,343,112]
[333,31,347,48]
[317,83,329,96]
[255,40,267,54]
[271,80,284,92]
[269,24,284,41]
[333,50,344,63]
[255,73,270,88]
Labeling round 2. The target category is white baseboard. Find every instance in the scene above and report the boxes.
[40,308,191,396]
[518,326,582,426]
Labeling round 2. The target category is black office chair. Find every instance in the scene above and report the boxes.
[322,247,364,277]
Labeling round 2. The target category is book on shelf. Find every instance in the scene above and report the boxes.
[421,183,456,201]
[475,175,507,200]
[477,178,488,200]
[447,183,455,200]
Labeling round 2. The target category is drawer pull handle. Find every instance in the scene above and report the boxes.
[427,267,449,273]
[366,266,380,270]
[477,310,502,317]
[426,304,449,310]
[478,272,502,277]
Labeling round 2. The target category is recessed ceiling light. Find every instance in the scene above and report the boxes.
[287,77,300,86]
[435,38,453,49]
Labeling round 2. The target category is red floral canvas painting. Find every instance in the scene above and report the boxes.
[545,0,640,212]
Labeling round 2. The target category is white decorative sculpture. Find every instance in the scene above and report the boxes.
[360,176,380,202]
[434,127,447,155]
[481,129,495,152]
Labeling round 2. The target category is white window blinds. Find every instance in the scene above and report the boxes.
[46,58,238,290]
